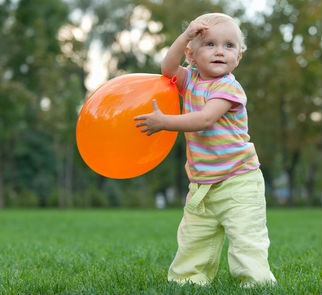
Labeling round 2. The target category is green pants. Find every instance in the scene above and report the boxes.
[168,169,276,285]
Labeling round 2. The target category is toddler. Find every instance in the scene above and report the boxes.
[135,12,276,287]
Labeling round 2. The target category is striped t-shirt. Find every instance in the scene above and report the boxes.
[181,67,260,184]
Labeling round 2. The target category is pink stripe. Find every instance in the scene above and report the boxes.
[193,84,210,92]
[190,166,260,184]
[188,140,250,151]
[212,91,246,105]
[191,159,241,167]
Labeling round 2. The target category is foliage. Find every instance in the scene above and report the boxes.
[0,0,83,207]
[236,0,322,205]
[0,0,321,208]
[0,209,321,294]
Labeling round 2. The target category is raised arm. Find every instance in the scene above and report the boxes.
[161,20,209,89]
[135,20,222,135]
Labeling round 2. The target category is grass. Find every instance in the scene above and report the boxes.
[0,208,321,294]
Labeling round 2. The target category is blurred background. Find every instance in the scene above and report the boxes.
[0,0,321,209]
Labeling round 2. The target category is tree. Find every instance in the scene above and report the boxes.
[0,0,85,207]
[237,0,322,204]
[1,0,320,208]
[0,82,36,207]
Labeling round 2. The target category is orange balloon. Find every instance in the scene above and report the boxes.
[76,73,180,179]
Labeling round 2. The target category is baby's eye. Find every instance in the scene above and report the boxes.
[205,41,215,47]
[225,42,235,48]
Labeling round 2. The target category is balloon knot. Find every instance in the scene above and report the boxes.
[170,76,177,85]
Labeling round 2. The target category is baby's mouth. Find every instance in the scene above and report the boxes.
[212,60,225,64]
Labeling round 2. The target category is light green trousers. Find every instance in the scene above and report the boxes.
[168,169,276,286]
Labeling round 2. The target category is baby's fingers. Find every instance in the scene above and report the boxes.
[134,114,147,121]
[138,126,153,136]
[135,120,146,128]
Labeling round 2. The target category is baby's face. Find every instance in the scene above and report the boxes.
[189,20,242,80]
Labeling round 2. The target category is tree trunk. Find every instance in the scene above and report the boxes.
[64,143,74,207]
[54,140,65,208]
[305,162,317,205]
[0,159,4,209]
[286,149,300,206]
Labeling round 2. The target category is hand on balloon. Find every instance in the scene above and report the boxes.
[135,99,166,136]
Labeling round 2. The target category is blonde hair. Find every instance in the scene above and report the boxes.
[187,13,247,53]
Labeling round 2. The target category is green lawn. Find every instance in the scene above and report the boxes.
[0,208,321,294]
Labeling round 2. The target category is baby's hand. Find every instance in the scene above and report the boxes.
[134,100,166,136]
[184,20,209,41]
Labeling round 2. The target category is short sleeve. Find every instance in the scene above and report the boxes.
[208,75,247,110]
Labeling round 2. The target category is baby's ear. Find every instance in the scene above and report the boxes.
[237,51,243,64]
[185,47,195,65]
